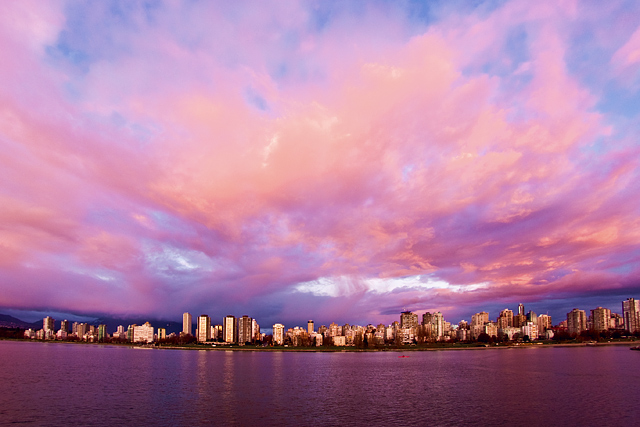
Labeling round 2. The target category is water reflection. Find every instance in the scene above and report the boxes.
[2,342,639,426]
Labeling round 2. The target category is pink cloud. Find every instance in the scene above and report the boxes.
[0,0,638,325]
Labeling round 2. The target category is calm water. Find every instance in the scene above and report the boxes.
[1,341,639,426]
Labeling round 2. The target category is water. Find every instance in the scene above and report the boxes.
[1,341,639,426]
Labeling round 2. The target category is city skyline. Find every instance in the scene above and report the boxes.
[1,1,640,327]
[10,296,640,340]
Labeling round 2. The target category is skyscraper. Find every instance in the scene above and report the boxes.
[590,307,611,332]
[223,315,237,344]
[273,323,285,345]
[567,309,587,335]
[308,320,314,334]
[97,324,108,342]
[252,319,260,342]
[400,311,418,329]
[537,314,552,333]
[237,315,252,345]
[43,316,54,331]
[518,303,525,316]
[422,312,432,326]
[622,298,640,333]
[197,315,211,342]
[60,320,69,333]
[498,309,513,329]
[432,312,444,339]
[183,312,192,335]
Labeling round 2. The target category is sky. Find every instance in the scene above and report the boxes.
[1,0,640,328]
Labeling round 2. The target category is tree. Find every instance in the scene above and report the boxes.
[393,333,403,348]
[477,333,491,343]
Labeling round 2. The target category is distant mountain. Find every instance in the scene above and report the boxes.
[92,317,186,335]
[0,314,186,335]
[0,314,40,329]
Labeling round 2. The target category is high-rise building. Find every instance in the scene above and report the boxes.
[273,323,285,345]
[43,316,55,332]
[400,311,419,329]
[521,321,538,340]
[252,319,260,341]
[60,320,69,333]
[115,325,125,339]
[237,315,252,345]
[567,309,587,335]
[97,324,108,342]
[590,307,611,332]
[223,315,237,344]
[518,303,525,316]
[127,325,136,342]
[471,312,489,340]
[183,312,193,336]
[622,298,640,333]
[432,312,444,339]
[537,314,552,333]
[77,323,88,338]
[307,320,314,334]
[471,312,489,327]
[498,309,513,329]
[197,315,211,342]
[157,328,166,340]
[213,324,223,341]
[422,312,432,326]
[513,314,527,328]
[133,322,154,343]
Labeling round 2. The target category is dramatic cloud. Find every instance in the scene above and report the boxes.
[1,0,639,326]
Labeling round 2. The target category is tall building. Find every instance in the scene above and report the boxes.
[157,328,166,340]
[97,324,108,342]
[252,319,260,342]
[60,320,69,333]
[432,312,444,339]
[470,312,489,340]
[213,324,223,341]
[537,314,552,333]
[223,315,237,343]
[237,315,252,345]
[518,303,525,316]
[622,298,640,333]
[273,323,285,345]
[567,309,587,335]
[590,307,611,332]
[513,314,527,328]
[43,316,55,332]
[521,322,538,340]
[77,323,88,338]
[183,312,193,335]
[307,320,314,334]
[133,322,154,343]
[422,312,432,326]
[400,311,419,329]
[197,315,211,342]
[127,325,136,342]
[471,312,489,327]
[498,309,513,329]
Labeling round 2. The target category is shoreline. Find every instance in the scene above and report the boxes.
[3,338,638,352]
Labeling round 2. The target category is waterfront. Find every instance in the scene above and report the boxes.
[1,340,638,426]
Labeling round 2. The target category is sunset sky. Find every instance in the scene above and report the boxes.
[1,0,640,327]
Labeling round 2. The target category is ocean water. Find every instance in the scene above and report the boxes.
[0,340,638,426]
